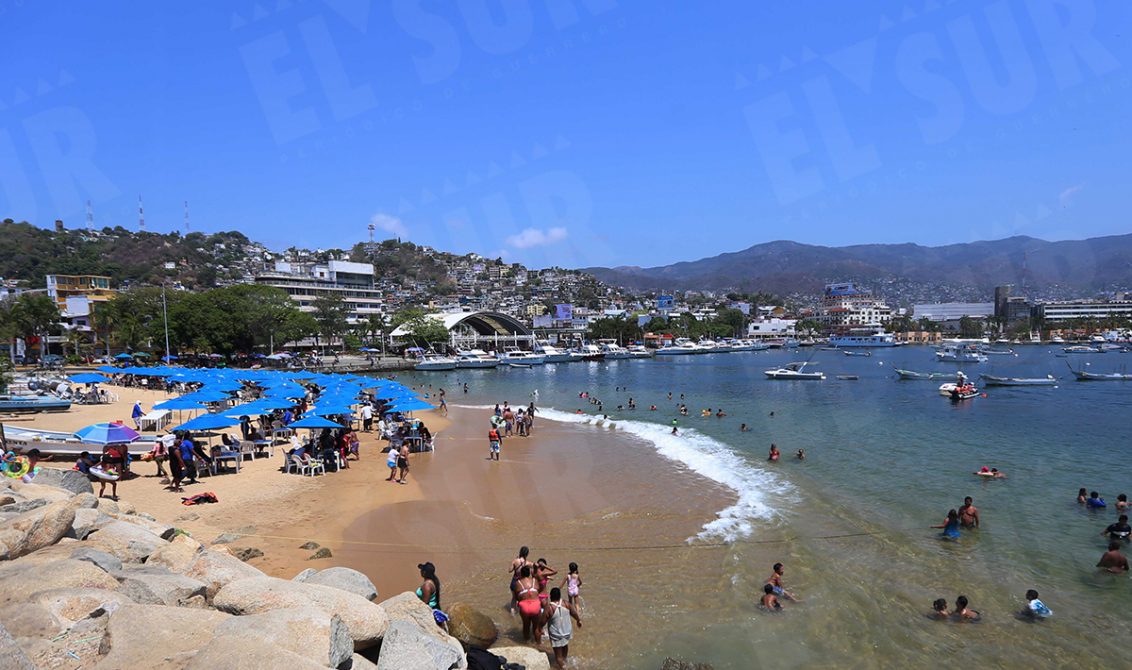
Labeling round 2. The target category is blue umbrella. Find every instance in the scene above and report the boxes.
[288,416,345,429]
[173,413,239,432]
[154,397,207,411]
[180,390,232,403]
[309,404,354,417]
[96,365,119,373]
[249,397,296,410]
[75,423,141,444]
[114,353,134,360]
[69,373,109,384]
[386,399,436,413]
[162,355,179,361]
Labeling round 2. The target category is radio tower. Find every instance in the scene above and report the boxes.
[85,200,94,231]
[184,201,190,233]
[138,196,145,231]
[368,222,375,243]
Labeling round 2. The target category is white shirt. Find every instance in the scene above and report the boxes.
[361,405,373,419]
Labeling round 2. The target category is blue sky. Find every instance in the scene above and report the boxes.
[1,1,1130,268]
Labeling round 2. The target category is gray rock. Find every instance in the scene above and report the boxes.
[302,566,378,601]
[115,565,209,607]
[0,558,119,607]
[4,498,47,514]
[68,507,109,540]
[213,575,389,650]
[210,607,354,668]
[70,547,123,573]
[0,499,77,560]
[309,546,333,560]
[110,513,174,540]
[183,549,264,599]
[84,520,167,563]
[96,497,120,514]
[95,604,231,669]
[299,540,320,550]
[183,635,326,670]
[349,653,379,670]
[232,547,263,562]
[10,481,73,503]
[145,534,202,573]
[212,532,243,544]
[28,588,135,627]
[292,568,318,582]
[375,619,463,670]
[494,646,552,670]
[27,467,93,496]
[447,601,498,650]
[379,592,465,656]
[0,623,36,670]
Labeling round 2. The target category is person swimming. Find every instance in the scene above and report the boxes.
[759,583,782,611]
[931,598,949,619]
[768,444,780,462]
[795,448,806,460]
[933,509,961,539]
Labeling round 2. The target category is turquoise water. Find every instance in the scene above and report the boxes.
[401,347,1132,667]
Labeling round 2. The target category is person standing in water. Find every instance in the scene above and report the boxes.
[1097,541,1130,573]
[933,509,961,539]
[768,444,780,462]
[959,497,980,529]
[766,563,799,601]
[543,587,582,669]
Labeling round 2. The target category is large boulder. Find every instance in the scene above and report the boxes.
[69,507,111,540]
[28,588,135,628]
[447,602,498,650]
[299,566,378,601]
[146,534,203,573]
[94,604,231,669]
[0,559,119,606]
[494,646,551,670]
[109,513,175,541]
[379,593,466,667]
[183,550,264,599]
[183,635,327,670]
[28,468,93,496]
[0,498,76,560]
[9,481,74,503]
[114,565,208,607]
[84,520,167,563]
[210,607,354,668]
[376,619,463,670]
[0,602,61,637]
[70,547,123,574]
[0,623,36,670]
[213,576,389,650]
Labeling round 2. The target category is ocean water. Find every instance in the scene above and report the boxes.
[400,346,1132,668]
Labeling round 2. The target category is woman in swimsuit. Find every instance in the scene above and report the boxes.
[508,546,531,614]
[543,587,582,669]
[513,566,542,642]
[416,562,441,610]
[535,558,558,604]
[768,444,780,462]
[933,509,961,539]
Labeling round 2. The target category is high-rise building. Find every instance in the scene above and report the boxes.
[816,283,892,331]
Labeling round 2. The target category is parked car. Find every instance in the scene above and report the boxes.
[39,354,64,367]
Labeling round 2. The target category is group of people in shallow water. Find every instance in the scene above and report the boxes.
[1080,489,1132,573]
[758,562,800,611]
[508,546,583,669]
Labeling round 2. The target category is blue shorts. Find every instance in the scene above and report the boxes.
[490,441,500,453]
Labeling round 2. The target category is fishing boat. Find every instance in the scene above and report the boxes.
[894,369,952,380]
[455,349,499,369]
[979,374,1056,386]
[764,362,825,380]
[1067,361,1132,381]
[414,354,458,371]
[936,344,988,363]
[842,350,872,357]
[498,348,545,365]
[0,394,72,413]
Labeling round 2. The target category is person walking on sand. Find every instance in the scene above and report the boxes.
[360,403,374,432]
[438,388,447,416]
[397,442,411,484]
[488,427,501,461]
[385,445,399,482]
[543,587,582,669]
[959,497,980,529]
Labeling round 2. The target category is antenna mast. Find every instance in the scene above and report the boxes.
[85,200,94,231]
[138,196,145,231]
[184,201,190,233]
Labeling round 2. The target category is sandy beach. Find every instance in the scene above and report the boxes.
[8,383,750,668]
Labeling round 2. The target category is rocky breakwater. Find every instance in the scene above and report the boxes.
[0,474,552,669]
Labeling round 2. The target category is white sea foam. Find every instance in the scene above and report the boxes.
[535,407,792,542]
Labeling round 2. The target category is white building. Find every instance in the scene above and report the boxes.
[1035,300,1132,322]
[913,302,994,322]
[747,317,797,339]
[816,283,892,331]
[254,260,384,323]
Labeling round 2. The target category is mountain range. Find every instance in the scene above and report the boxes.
[584,235,1132,300]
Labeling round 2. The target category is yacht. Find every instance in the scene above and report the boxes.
[455,349,499,369]
[935,344,988,363]
[654,338,705,355]
[536,344,583,363]
[499,348,545,365]
[576,344,605,361]
[1063,345,1103,354]
[829,331,898,347]
[764,362,825,380]
[627,344,654,359]
[414,354,458,371]
[599,342,633,360]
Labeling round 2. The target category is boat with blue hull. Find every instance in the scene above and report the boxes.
[0,394,71,413]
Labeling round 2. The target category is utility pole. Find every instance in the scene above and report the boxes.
[161,284,171,363]
[138,196,145,231]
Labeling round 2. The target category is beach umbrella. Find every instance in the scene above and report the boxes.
[179,390,232,403]
[309,404,354,417]
[75,423,141,445]
[288,416,345,430]
[96,365,119,373]
[114,353,134,360]
[173,413,239,432]
[133,352,151,358]
[386,399,436,413]
[162,355,179,361]
[69,373,109,384]
[154,397,207,411]
[251,397,297,410]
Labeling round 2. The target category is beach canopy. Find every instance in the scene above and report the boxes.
[308,404,354,417]
[96,365,119,373]
[173,413,239,432]
[179,390,232,403]
[154,397,207,411]
[75,423,141,445]
[288,416,345,429]
[162,355,179,361]
[386,398,436,413]
[69,373,109,384]
[114,353,134,360]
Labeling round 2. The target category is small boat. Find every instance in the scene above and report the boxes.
[936,344,988,363]
[507,363,534,369]
[1067,362,1132,381]
[626,345,654,359]
[894,369,952,380]
[1063,345,1103,354]
[820,346,841,351]
[842,350,872,357]
[455,349,500,369]
[536,344,583,363]
[576,344,605,361]
[982,348,1016,356]
[414,354,458,371]
[836,375,859,380]
[599,342,633,360]
[0,394,72,413]
[764,362,825,380]
[938,382,980,399]
[499,348,545,365]
[979,374,1056,386]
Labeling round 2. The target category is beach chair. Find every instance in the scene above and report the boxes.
[289,454,324,476]
[238,441,256,462]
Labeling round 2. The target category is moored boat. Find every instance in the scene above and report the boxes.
[414,354,458,371]
[499,348,545,365]
[0,394,72,413]
[936,344,988,363]
[764,362,825,380]
[842,350,872,357]
[536,344,583,363]
[455,349,499,369]
[894,368,952,380]
[979,374,1057,386]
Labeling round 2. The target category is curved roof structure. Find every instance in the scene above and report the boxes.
[390,311,531,337]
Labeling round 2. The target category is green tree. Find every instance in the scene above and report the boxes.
[406,316,450,349]
[312,294,350,352]
[10,293,60,360]
[586,316,642,343]
[714,307,747,338]
[958,316,985,339]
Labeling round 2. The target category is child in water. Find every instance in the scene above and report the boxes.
[933,509,961,539]
[760,584,782,611]
[931,598,949,619]
[1023,589,1052,619]
[561,562,583,609]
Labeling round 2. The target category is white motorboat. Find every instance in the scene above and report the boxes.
[936,344,987,363]
[655,339,705,355]
[455,350,499,369]
[599,342,633,360]
[414,354,458,371]
[1063,345,1103,354]
[979,374,1056,386]
[576,344,605,361]
[627,344,654,359]
[764,362,825,380]
[536,344,583,363]
[829,331,898,347]
[499,348,545,365]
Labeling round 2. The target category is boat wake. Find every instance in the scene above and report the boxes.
[534,407,792,542]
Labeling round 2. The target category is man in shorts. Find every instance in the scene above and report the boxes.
[488,428,501,461]
[397,442,411,484]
